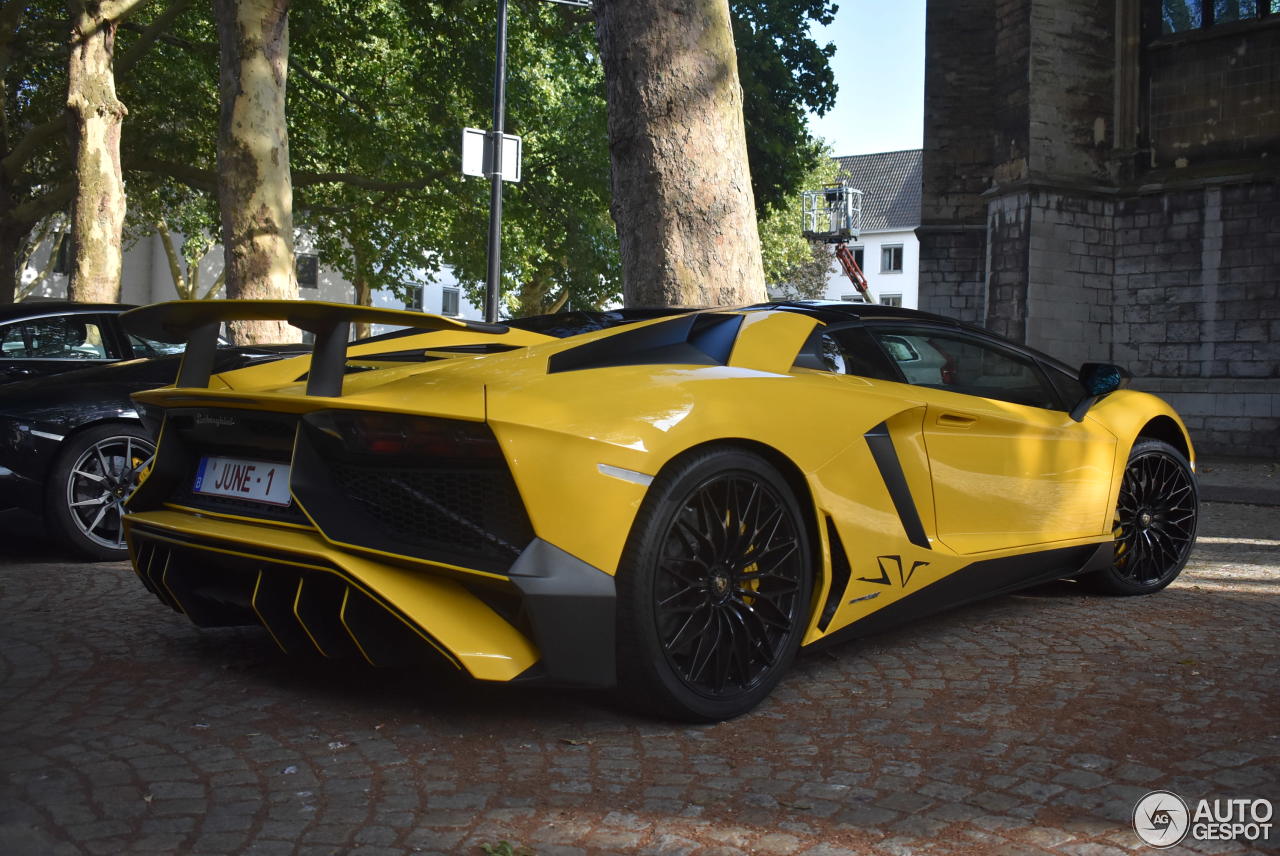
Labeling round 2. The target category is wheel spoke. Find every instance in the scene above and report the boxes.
[93,445,111,479]
[697,489,728,554]
[675,514,715,558]
[664,605,712,655]
[737,578,800,600]
[657,585,699,607]
[659,557,705,588]
[84,503,111,536]
[687,615,722,684]
[722,606,755,689]
[750,537,799,574]
[734,603,780,664]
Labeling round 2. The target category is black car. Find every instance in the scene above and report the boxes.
[0,300,186,384]
[0,346,306,560]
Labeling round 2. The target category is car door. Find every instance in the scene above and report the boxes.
[864,323,1117,554]
[0,314,125,382]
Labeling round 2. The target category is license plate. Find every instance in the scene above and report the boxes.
[193,456,292,506]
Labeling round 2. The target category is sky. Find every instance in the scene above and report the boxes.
[804,0,927,157]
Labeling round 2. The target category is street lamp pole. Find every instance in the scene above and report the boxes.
[480,0,591,323]
[483,0,510,324]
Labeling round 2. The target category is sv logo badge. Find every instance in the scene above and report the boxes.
[856,554,930,588]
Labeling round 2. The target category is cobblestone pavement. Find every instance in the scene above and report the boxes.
[1,502,1277,856]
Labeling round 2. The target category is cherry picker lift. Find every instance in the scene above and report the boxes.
[801,182,874,304]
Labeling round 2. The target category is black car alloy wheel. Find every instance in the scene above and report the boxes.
[617,448,812,721]
[1085,438,1198,595]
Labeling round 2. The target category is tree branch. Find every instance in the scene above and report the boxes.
[16,214,60,300]
[199,267,224,299]
[116,0,194,76]
[293,170,448,191]
[155,218,188,296]
[127,154,449,195]
[291,62,373,115]
[1,116,67,176]
[117,22,214,58]
[5,182,73,230]
[124,154,217,192]
[18,212,54,271]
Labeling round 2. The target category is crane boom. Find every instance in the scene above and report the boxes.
[834,243,875,304]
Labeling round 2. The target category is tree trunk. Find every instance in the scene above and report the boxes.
[214,0,298,344]
[65,0,129,304]
[352,241,372,339]
[352,277,371,339]
[594,0,766,308]
[0,227,18,305]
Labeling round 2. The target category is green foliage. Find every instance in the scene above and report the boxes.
[4,0,838,313]
[759,153,837,297]
[291,0,464,305]
[425,1,619,314]
[3,1,74,226]
[733,0,838,214]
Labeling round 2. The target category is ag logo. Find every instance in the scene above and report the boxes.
[1134,790,1190,848]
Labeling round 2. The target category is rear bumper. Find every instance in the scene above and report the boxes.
[125,510,617,687]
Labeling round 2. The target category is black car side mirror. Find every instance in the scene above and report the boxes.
[1070,362,1131,422]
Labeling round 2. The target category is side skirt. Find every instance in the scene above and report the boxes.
[811,541,1113,649]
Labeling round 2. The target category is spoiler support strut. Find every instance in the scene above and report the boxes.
[123,300,508,397]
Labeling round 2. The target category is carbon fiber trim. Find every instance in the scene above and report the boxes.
[864,421,931,550]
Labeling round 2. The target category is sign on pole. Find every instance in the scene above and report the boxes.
[462,128,522,183]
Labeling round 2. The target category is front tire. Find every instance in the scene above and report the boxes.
[46,423,155,562]
[1083,439,1198,595]
[615,448,813,721]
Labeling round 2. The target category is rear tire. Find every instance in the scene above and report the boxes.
[1081,439,1198,595]
[46,423,154,562]
[615,448,813,721]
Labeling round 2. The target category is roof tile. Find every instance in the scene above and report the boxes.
[833,149,922,233]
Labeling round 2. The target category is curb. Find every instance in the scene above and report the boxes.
[1199,484,1280,506]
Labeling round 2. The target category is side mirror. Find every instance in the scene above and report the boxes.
[1070,362,1131,422]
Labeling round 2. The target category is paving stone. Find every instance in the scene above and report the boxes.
[2,503,1277,855]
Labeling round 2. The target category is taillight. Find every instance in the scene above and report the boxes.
[302,411,501,462]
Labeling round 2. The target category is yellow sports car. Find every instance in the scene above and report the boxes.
[120,300,1198,721]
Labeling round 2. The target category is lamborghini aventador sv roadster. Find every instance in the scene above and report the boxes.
[118,300,1198,721]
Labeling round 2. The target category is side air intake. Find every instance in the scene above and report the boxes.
[547,313,744,373]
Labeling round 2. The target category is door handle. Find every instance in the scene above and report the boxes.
[936,413,976,428]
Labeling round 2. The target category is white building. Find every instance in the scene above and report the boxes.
[823,149,922,308]
[21,231,483,324]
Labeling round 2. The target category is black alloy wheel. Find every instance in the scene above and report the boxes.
[1084,438,1198,595]
[616,448,812,721]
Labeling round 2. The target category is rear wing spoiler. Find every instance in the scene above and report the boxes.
[121,300,508,397]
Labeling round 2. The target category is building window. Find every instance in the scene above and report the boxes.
[879,294,903,307]
[880,244,904,273]
[404,284,424,312]
[295,253,319,289]
[441,287,460,317]
[851,246,865,272]
[1160,0,1276,34]
[53,234,71,275]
